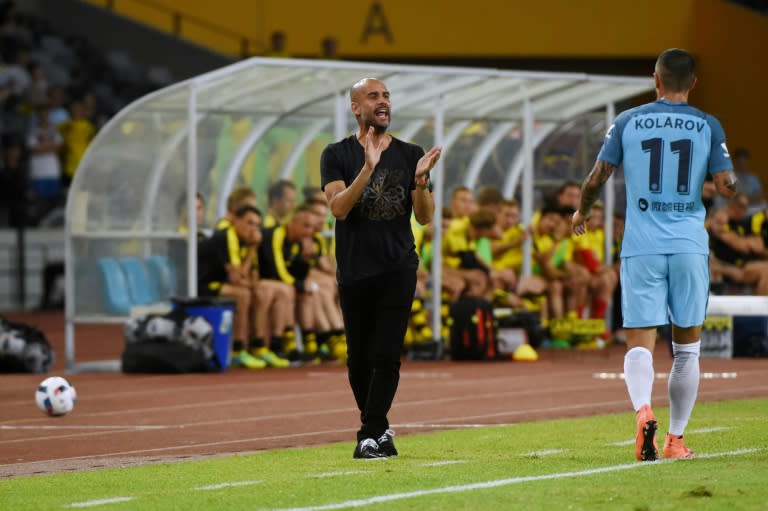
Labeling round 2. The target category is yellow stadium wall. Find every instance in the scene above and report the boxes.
[84,0,767,180]
[686,1,768,183]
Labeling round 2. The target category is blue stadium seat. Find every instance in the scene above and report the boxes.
[97,258,133,315]
[145,255,177,299]
[118,257,158,306]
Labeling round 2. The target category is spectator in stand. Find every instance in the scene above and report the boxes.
[216,185,257,230]
[320,36,339,59]
[58,98,95,186]
[24,60,47,108]
[731,148,764,207]
[27,104,62,200]
[264,179,297,228]
[46,86,69,128]
[265,30,290,58]
[0,132,25,227]
[3,46,30,96]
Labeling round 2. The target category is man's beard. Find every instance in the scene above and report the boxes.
[368,122,387,135]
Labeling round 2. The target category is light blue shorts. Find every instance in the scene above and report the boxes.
[620,253,709,328]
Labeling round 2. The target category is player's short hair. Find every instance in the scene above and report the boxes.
[451,186,472,199]
[477,185,504,207]
[267,180,296,205]
[233,205,261,219]
[226,186,256,213]
[469,208,497,230]
[502,198,519,208]
[655,48,696,92]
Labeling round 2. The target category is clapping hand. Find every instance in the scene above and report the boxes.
[415,146,441,183]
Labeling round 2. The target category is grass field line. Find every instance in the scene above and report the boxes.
[193,480,263,490]
[420,460,468,467]
[605,426,731,446]
[520,449,568,457]
[65,496,135,508]
[264,448,762,511]
[311,471,367,478]
[394,423,507,429]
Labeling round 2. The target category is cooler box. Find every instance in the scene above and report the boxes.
[172,296,235,371]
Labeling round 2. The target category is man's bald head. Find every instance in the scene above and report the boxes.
[350,77,384,101]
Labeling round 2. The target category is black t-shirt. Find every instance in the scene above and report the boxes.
[320,135,423,283]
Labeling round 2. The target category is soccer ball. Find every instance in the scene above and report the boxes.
[144,316,178,340]
[180,316,213,356]
[123,314,148,343]
[35,376,77,416]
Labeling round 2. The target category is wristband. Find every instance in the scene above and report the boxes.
[416,176,431,191]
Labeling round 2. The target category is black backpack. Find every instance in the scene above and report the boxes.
[449,297,498,361]
[0,316,55,373]
[121,309,219,373]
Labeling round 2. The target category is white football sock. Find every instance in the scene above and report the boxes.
[624,346,654,411]
[668,340,701,436]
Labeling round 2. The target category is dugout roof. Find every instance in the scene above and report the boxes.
[64,57,654,371]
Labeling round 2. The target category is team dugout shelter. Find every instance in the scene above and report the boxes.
[64,57,654,372]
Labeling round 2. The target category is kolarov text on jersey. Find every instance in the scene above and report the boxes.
[596,99,732,258]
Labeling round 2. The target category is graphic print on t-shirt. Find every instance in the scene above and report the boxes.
[359,167,408,221]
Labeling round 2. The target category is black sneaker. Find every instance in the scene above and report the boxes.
[353,438,385,459]
[377,429,398,457]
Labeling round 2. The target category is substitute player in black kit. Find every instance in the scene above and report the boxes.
[321,77,441,458]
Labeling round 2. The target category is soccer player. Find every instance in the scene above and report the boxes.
[320,77,441,459]
[571,48,738,461]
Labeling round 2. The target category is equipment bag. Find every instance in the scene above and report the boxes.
[121,308,219,373]
[449,296,498,360]
[496,309,547,353]
[0,316,55,373]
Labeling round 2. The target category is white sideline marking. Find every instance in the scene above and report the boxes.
[266,448,759,511]
[394,423,504,429]
[193,480,262,490]
[1,424,168,430]
[66,497,134,508]
[592,372,738,380]
[312,471,366,478]
[606,427,732,447]
[521,449,567,457]
[421,460,467,467]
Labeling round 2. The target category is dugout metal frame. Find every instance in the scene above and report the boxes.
[63,57,655,372]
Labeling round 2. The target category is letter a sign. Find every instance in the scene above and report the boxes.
[360,2,393,43]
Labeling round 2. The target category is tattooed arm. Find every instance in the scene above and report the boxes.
[712,170,738,200]
[571,160,616,236]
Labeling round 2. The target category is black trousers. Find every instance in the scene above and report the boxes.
[338,268,416,442]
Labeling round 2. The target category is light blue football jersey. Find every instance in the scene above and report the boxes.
[598,99,732,257]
